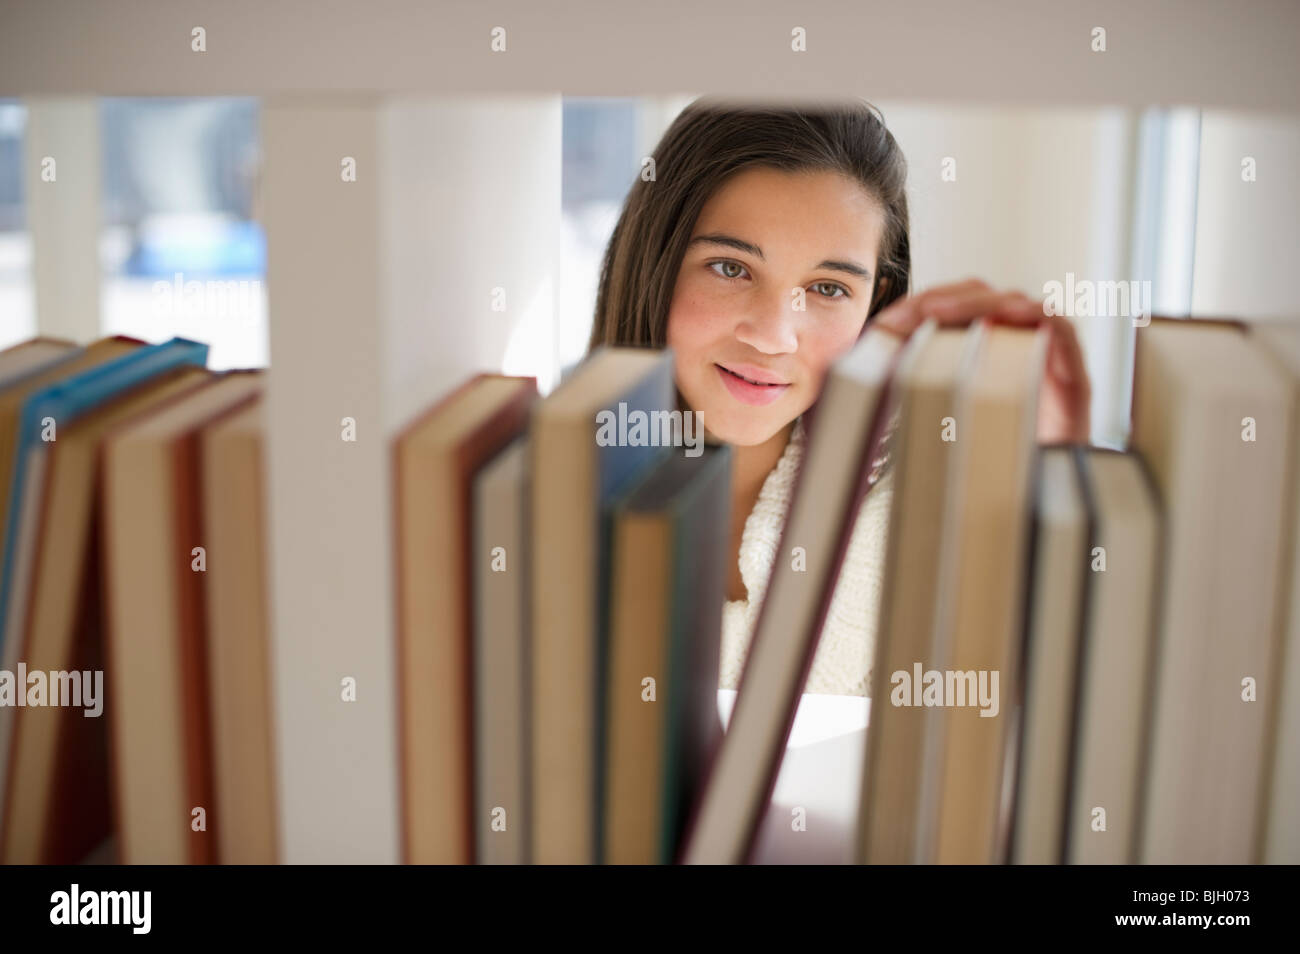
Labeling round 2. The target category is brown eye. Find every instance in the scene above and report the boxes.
[709,261,748,281]
[812,281,849,299]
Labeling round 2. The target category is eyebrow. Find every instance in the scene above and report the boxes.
[687,232,874,283]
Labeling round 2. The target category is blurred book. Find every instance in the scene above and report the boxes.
[392,374,537,864]
[680,324,900,865]
[1130,318,1292,863]
[921,323,1047,865]
[472,437,531,865]
[0,338,80,390]
[1061,449,1160,864]
[0,315,1295,868]
[603,443,730,864]
[529,347,676,864]
[0,363,213,863]
[0,336,209,849]
[201,398,277,865]
[102,370,261,864]
[1246,320,1300,865]
[1008,445,1091,865]
[725,688,871,865]
[0,336,146,653]
[857,322,972,864]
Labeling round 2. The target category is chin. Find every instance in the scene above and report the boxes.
[674,365,803,447]
[695,401,795,448]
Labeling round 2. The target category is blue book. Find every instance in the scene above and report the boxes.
[0,337,209,656]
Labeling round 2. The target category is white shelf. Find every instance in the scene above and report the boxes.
[718,689,871,864]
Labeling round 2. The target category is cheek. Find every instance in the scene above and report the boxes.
[666,287,728,357]
[799,321,865,387]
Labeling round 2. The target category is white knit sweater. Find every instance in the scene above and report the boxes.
[718,415,894,698]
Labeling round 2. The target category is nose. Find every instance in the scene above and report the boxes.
[733,290,799,355]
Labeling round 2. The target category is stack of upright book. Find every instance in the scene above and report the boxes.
[0,336,272,864]
[1,312,1297,866]
[844,316,1300,866]
[391,349,732,864]
[680,316,1300,865]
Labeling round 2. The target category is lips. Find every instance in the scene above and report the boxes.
[716,362,789,386]
[715,363,791,407]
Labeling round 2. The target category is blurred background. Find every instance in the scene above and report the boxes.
[0,97,263,367]
[0,95,1297,446]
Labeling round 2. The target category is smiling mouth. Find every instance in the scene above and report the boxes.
[715,364,789,387]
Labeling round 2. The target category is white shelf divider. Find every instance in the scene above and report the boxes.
[260,94,560,863]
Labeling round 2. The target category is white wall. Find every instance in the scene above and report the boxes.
[875,103,1139,447]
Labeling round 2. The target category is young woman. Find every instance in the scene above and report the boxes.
[585,97,1091,697]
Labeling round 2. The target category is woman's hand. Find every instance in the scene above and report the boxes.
[873,278,1091,444]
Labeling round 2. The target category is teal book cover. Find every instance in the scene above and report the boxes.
[0,337,209,655]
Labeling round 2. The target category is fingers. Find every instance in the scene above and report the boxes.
[874,279,1045,338]
[874,281,1093,406]
[1045,314,1089,391]
[874,277,993,337]
[870,279,1095,446]
[1042,314,1092,442]
[927,289,1041,326]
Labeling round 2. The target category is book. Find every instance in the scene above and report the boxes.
[857,322,975,864]
[1245,320,1300,864]
[0,337,144,617]
[602,442,731,864]
[0,305,1289,868]
[0,338,80,389]
[1130,318,1292,863]
[101,371,263,864]
[0,337,210,654]
[1008,446,1090,864]
[200,398,278,865]
[472,437,531,865]
[1064,448,1161,864]
[729,688,871,864]
[0,337,208,831]
[0,365,213,863]
[924,322,1048,864]
[530,346,676,864]
[680,325,901,865]
[392,374,537,864]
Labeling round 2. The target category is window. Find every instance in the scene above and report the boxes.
[0,100,33,349]
[100,98,266,370]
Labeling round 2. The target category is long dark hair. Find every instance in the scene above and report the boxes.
[586,96,911,352]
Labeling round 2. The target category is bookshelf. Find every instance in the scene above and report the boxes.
[2,2,1298,865]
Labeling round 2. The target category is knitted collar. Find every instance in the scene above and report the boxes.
[728,415,808,609]
[727,408,895,609]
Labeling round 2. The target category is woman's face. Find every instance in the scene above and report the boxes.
[666,166,886,447]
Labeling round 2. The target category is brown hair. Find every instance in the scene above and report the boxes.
[586,96,911,353]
